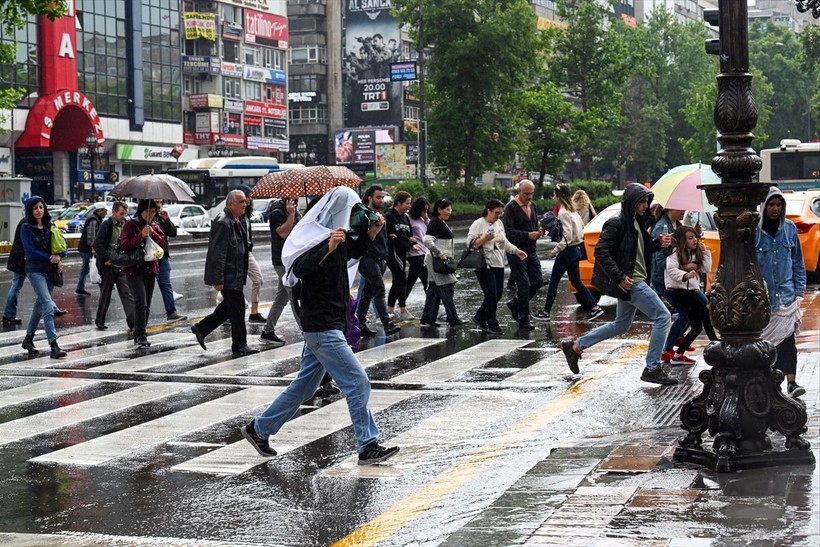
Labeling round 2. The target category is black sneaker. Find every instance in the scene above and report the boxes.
[240,420,277,457]
[487,323,503,335]
[383,322,401,336]
[788,381,806,398]
[473,316,488,330]
[449,319,468,327]
[360,323,378,336]
[588,306,604,320]
[518,320,535,330]
[640,366,678,385]
[248,313,267,323]
[531,310,550,321]
[358,441,400,465]
[260,331,286,347]
[561,339,580,374]
[314,382,341,398]
[191,324,206,350]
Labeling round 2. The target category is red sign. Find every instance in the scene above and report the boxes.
[244,9,288,49]
[16,91,104,150]
[244,100,287,120]
[38,0,78,95]
[170,144,184,159]
[220,134,246,148]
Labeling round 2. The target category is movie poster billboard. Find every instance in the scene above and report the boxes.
[343,0,402,129]
[335,128,395,165]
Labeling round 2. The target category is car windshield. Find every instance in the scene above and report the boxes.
[252,199,270,213]
[58,207,88,220]
[163,204,183,216]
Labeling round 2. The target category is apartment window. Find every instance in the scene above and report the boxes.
[224,77,242,99]
[183,76,202,96]
[223,40,240,63]
[289,74,325,93]
[245,45,260,66]
[289,105,328,124]
[289,45,326,64]
[222,4,241,23]
[403,105,420,120]
[244,80,262,101]
[262,47,285,70]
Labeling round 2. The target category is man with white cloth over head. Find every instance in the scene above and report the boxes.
[240,187,400,464]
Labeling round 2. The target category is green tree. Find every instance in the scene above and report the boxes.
[0,1,65,115]
[519,80,575,186]
[393,0,539,185]
[543,0,631,179]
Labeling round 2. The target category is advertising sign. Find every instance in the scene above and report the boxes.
[376,143,416,180]
[224,98,244,112]
[116,144,197,164]
[334,128,395,165]
[343,0,402,128]
[188,94,224,110]
[221,61,243,77]
[390,62,417,81]
[244,9,288,49]
[244,100,287,120]
[243,65,286,85]
[183,13,216,41]
[288,91,317,104]
[182,55,221,74]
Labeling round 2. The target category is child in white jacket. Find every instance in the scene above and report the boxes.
[664,225,716,365]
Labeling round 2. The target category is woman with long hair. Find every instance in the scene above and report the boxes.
[467,199,526,334]
[533,184,603,322]
[120,199,166,348]
[664,225,716,364]
[385,190,414,320]
[20,196,67,358]
[405,196,430,300]
[571,190,596,226]
[420,199,466,327]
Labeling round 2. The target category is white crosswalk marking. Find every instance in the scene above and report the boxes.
[30,386,284,466]
[354,337,447,368]
[392,339,532,383]
[190,345,303,376]
[171,390,415,475]
[0,383,197,445]
[0,378,99,407]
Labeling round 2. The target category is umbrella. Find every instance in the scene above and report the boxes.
[251,165,361,199]
[651,163,719,212]
[110,173,196,203]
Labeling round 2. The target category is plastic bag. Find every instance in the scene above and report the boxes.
[143,237,164,262]
[88,259,101,284]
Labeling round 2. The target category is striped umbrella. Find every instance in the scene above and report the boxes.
[651,163,719,212]
[251,165,362,199]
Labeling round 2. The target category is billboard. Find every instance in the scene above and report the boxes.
[343,0,402,128]
[335,128,395,165]
[375,143,417,180]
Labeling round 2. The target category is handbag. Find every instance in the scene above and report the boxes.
[50,264,64,287]
[457,241,486,270]
[49,225,67,254]
[432,256,457,274]
[109,243,144,268]
[143,237,164,262]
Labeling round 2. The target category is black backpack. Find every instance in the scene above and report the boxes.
[540,212,563,243]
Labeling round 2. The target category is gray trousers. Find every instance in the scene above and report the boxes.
[264,264,299,333]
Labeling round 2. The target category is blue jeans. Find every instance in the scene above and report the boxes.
[76,252,92,290]
[254,329,380,453]
[156,256,176,316]
[4,272,26,318]
[577,280,671,370]
[544,246,597,312]
[26,271,58,342]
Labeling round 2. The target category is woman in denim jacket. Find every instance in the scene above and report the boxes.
[756,187,806,398]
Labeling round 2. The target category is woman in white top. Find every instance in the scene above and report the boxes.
[420,199,466,327]
[467,199,527,334]
[533,185,603,321]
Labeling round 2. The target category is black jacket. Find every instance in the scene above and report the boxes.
[502,199,539,252]
[293,235,369,333]
[384,207,413,257]
[204,208,248,290]
[6,218,26,275]
[592,183,663,300]
[78,213,103,254]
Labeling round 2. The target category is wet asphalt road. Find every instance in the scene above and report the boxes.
[0,237,817,546]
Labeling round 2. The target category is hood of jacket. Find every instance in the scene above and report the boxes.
[24,196,52,226]
[758,186,786,230]
[621,183,654,220]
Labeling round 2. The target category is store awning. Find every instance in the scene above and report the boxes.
[15,90,104,151]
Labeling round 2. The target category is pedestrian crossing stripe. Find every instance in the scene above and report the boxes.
[392,339,532,383]
[0,378,99,407]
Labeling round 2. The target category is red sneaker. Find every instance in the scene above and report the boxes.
[661,350,674,363]
[670,354,696,365]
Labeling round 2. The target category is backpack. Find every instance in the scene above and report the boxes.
[540,212,563,243]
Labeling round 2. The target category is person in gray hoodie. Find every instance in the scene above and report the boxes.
[756,187,806,398]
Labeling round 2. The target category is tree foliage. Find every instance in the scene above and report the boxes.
[519,79,575,186]
[392,0,539,185]
[0,0,65,112]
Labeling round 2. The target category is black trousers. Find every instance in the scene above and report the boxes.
[356,257,389,325]
[774,334,797,376]
[96,265,135,329]
[126,272,155,340]
[674,289,717,354]
[405,254,428,298]
[199,288,247,352]
[387,252,407,308]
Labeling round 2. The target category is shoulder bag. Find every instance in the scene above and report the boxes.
[457,240,487,270]
[109,242,145,268]
[49,225,67,254]
[432,256,457,274]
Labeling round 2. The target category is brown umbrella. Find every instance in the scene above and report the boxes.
[250,165,362,199]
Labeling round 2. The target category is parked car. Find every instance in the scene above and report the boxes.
[781,189,819,280]
[162,203,211,229]
[53,203,91,230]
[64,202,137,233]
[249,198,277,224]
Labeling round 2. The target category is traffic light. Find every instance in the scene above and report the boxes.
[704,8,720,56]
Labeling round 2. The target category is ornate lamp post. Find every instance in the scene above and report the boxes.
[209,136,231,158]
[77,132,104,201]
[295,139,315,166]
[673,0,813,472]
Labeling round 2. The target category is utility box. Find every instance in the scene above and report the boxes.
[0,177,32,243]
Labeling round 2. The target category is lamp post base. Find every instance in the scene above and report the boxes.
[674,444,815,473]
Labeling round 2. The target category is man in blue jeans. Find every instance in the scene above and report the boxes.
[240,187,399,465]
[153,199,186,322]
[560,183,675,385]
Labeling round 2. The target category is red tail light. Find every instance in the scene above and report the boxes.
[794,221,816,234]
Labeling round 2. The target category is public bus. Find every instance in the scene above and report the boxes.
[166,157,304,208]
[759,139,820,190]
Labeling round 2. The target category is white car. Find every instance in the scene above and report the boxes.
[163,204,211,228]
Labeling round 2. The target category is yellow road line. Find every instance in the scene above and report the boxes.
[332,343,649,547]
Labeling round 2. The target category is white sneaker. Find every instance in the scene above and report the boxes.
[173,291,183,301]
[397,310,415,321]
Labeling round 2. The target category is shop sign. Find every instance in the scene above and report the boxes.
[244,100,287,120]
[244,9,288,49]
[288,91,317,103]
[222,20,243,41]
[247,135,287,152]
[189,93,224,109]
[183,13,216,41]
[222,0,270,11]
[220,134,246,148]
[195,111,219,133]
[221,61,243,77]
[116,144,196,163]
[224,98,244,112]
[184,132,215,145]
[182,55,221,74]
[243,65,286,85]
[390,62,417,81]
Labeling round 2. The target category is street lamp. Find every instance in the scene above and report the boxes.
[209,135,231,158]
[295,140,315,166]
[77,132,104,201]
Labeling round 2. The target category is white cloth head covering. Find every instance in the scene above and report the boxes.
[281,187,362,287]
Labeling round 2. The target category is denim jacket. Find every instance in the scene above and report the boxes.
[756,188,806,313]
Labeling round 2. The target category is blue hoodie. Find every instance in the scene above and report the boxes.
[20,196,61,274]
